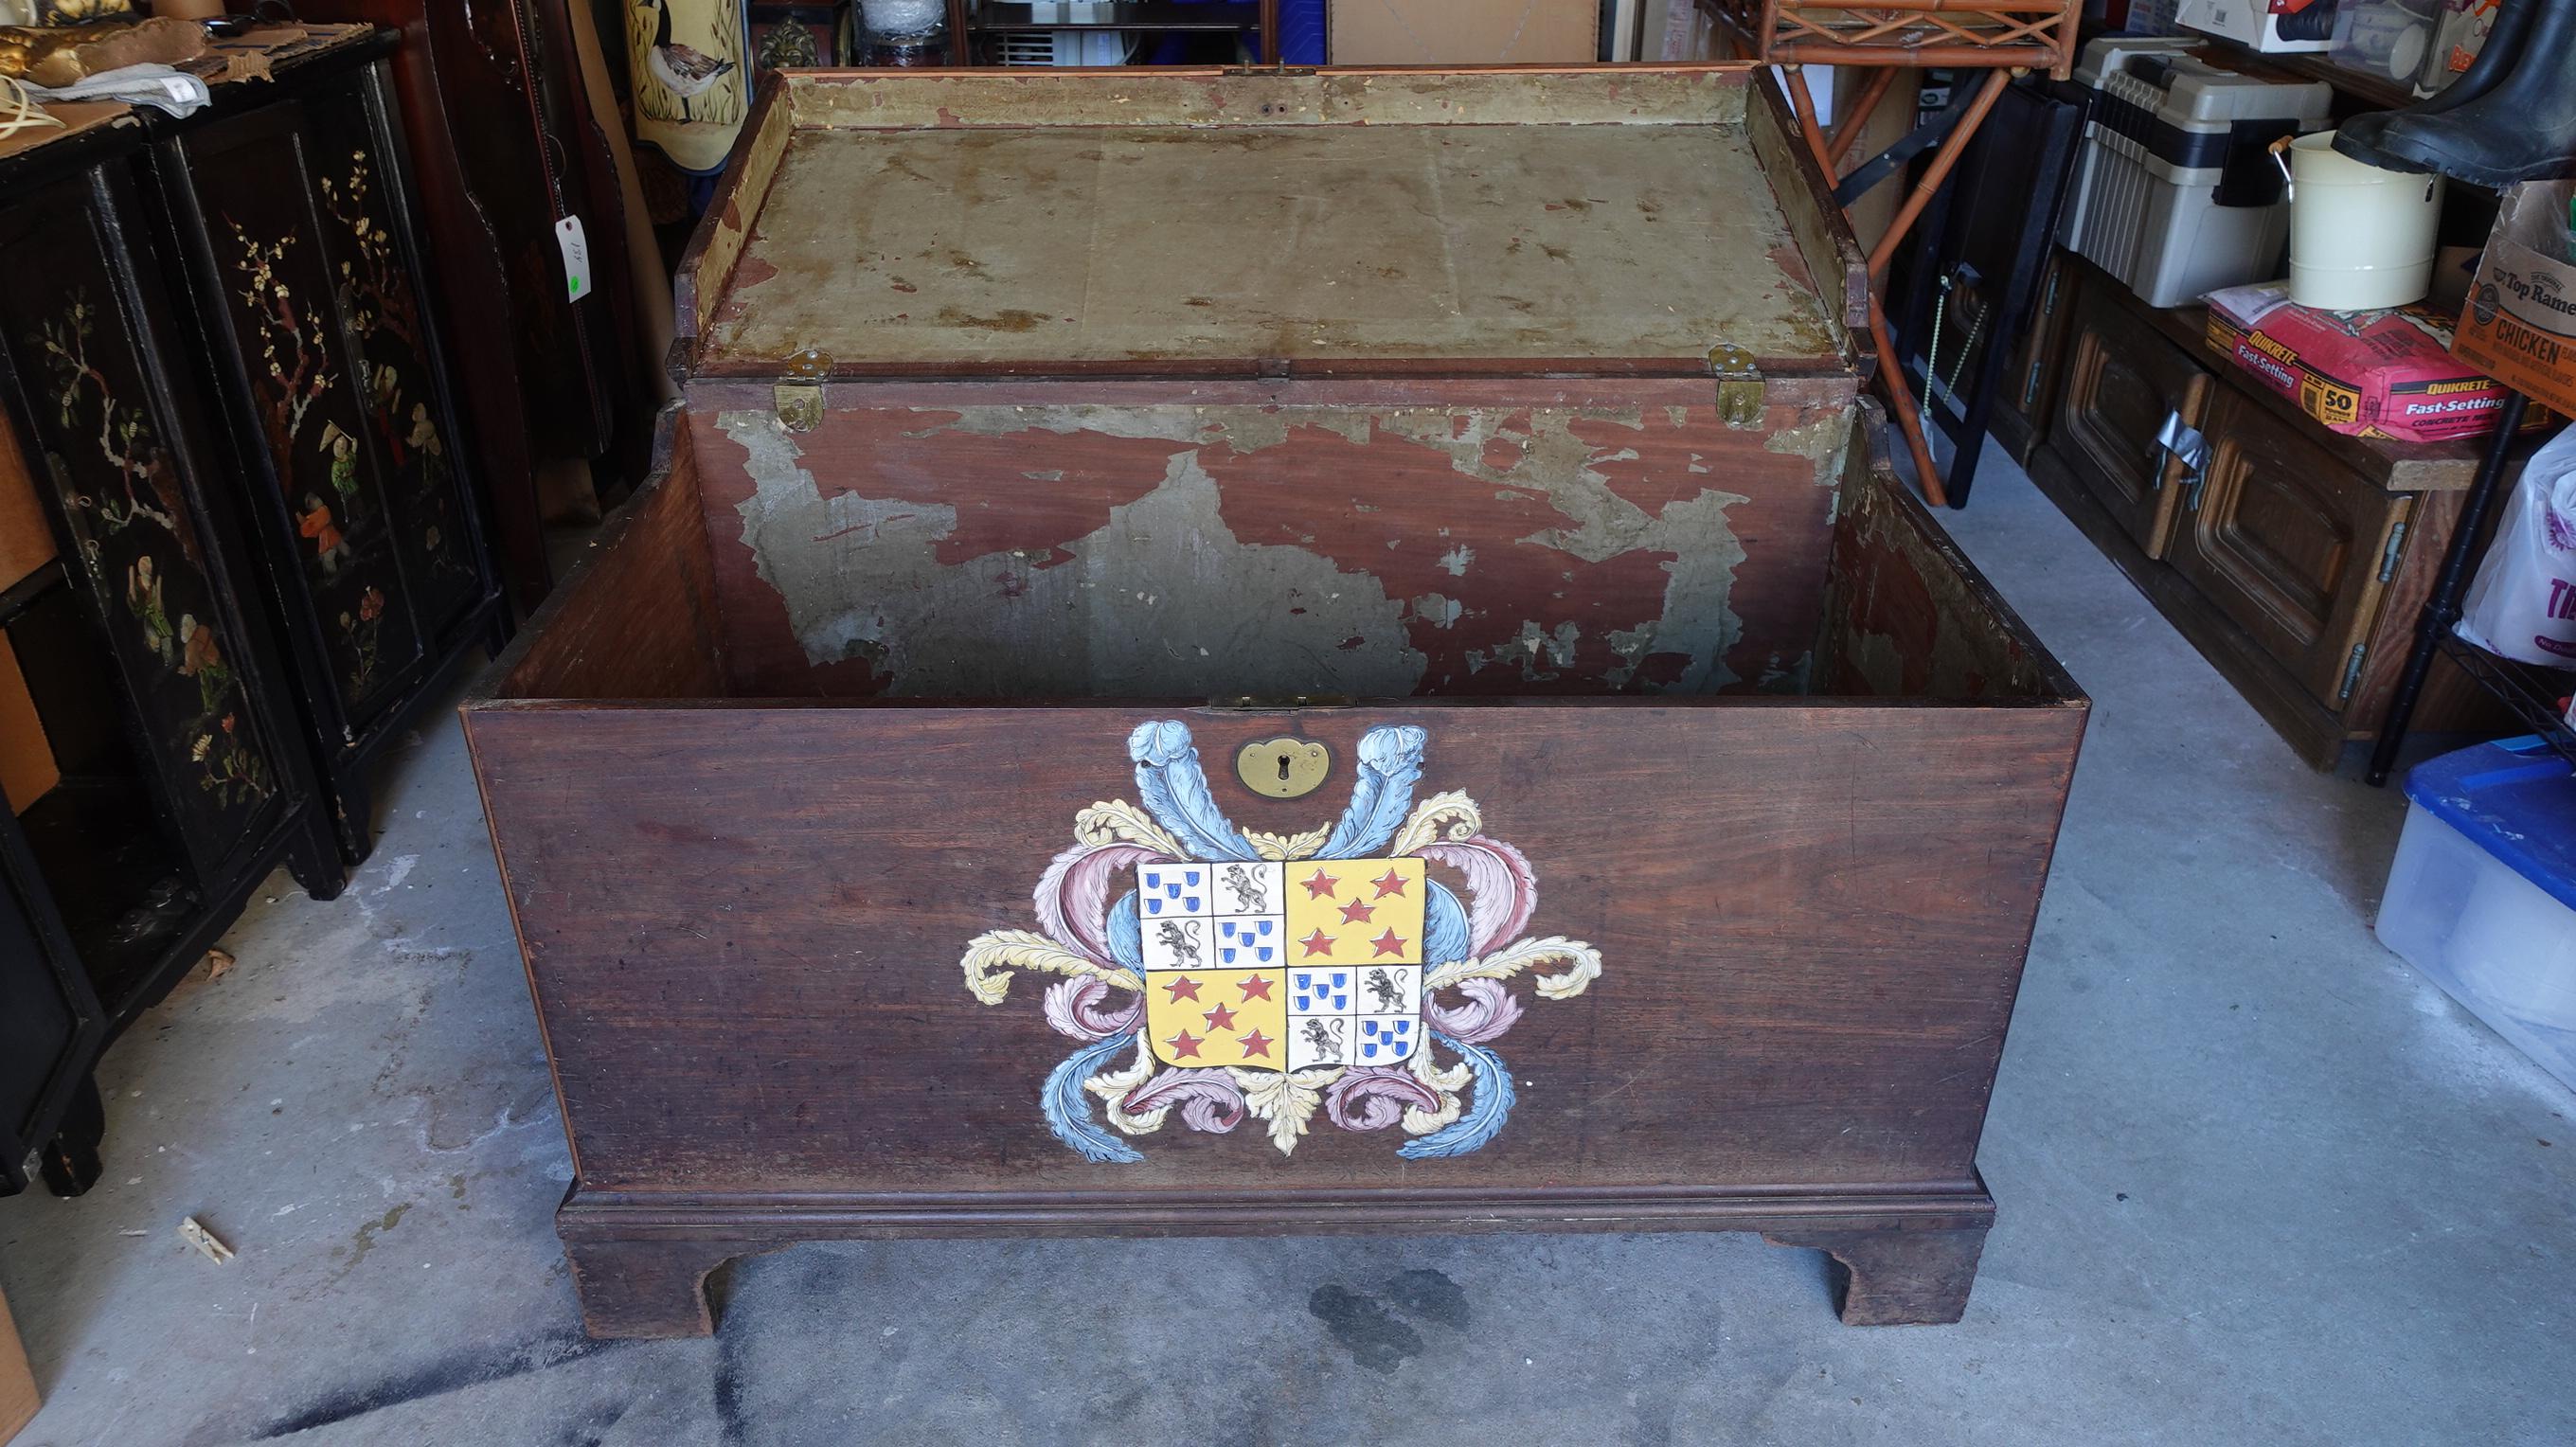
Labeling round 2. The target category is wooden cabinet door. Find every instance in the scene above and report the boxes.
[2056,285,2209,559]
[2168,388,2411,712]
[2005,254,2077,439]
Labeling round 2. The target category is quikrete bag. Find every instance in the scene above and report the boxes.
[2459,422,2576,669]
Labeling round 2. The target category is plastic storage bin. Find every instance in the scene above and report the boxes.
[2059,40,2334,307]
[2376,736,2576,1093]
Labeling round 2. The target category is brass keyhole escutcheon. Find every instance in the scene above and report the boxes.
[1237,737,1332,799]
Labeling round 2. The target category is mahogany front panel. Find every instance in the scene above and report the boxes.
[466,700,2081,1198]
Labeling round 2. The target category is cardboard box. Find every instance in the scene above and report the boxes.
[0,1285,36,1447]
[1330,0,1600,63]
[2453,180,2576,419]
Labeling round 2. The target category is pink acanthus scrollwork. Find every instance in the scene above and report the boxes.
[959,723,1603,1164]
[1121,1068,1247,1134]
[1324,1067,1447,1131]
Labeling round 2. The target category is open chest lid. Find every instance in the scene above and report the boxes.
[677,66,1868,384]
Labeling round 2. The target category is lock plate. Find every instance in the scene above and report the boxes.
[1708,342,1765,427]
[775,348,832,432]
[1236,737,1333,799]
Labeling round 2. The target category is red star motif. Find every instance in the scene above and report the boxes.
[1165,1029,1205,1060]
[1238,974,1275,1001]
[1337,898,1377,925]
[1299,928,1336,957]
[1239,1028,1275,1059]
[1299,868,1341,901]
[1204,1002,1238,1031]
[1162,975,1202,1003]
[1371,868,1410,900]
[1370,928,1407,957]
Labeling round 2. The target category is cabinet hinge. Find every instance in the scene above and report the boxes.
[774,348,832,433]
[1708,343,1765,428]
[1210,694,1352,710]
[2378,521,2408,583]
[2339,643,2368,702]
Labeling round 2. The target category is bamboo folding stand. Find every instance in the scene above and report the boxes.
[1706,0,2082,506]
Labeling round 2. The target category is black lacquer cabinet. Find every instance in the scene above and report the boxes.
[0,28,507,1196]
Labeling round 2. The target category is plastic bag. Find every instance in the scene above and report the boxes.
[2458,422,2576,669]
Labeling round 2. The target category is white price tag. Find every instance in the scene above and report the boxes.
[555,216,592,303]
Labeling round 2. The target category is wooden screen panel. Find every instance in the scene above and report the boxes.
[464,700,2084,1198]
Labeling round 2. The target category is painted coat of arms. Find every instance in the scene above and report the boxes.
[960,721,1601,1161]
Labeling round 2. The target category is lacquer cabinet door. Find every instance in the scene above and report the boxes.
[294,73,490,646]
[0,170,297,882]
[2056,284,2207,559]
[2167,388,2410,712]
[161,98,434,738]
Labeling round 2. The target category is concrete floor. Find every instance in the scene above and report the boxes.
[4,454,2573,1446]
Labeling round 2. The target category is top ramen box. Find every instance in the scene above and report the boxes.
[2453,180,2576,420]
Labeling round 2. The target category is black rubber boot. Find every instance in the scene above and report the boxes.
[2335,0,2540,160]
[2336,0,2576,185]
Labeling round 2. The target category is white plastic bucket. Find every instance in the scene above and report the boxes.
[2270,131,2444,312]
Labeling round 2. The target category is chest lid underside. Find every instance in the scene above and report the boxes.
[684,67,1866,379]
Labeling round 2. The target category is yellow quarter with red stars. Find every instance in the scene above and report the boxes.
[1283,857,1426,968]
[1146,968,1288,1068]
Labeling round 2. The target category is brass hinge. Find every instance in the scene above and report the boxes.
[774,348,832,433]
[1210,693,1352,710]
[2339,643,2368,702]
[1708,343,1765,427]
[2378,521,2408,583]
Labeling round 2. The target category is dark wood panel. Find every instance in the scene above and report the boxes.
[1820,421,2075,701]
[2170,388,2406,712]
[2057,280,2205,559]
[465,701,2082,1198]
[1994,252,2078,465]
[487,404,724,702]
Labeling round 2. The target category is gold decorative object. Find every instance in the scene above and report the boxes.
[0,15,205,87]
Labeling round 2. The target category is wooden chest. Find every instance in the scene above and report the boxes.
[463,66,2088,1338]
